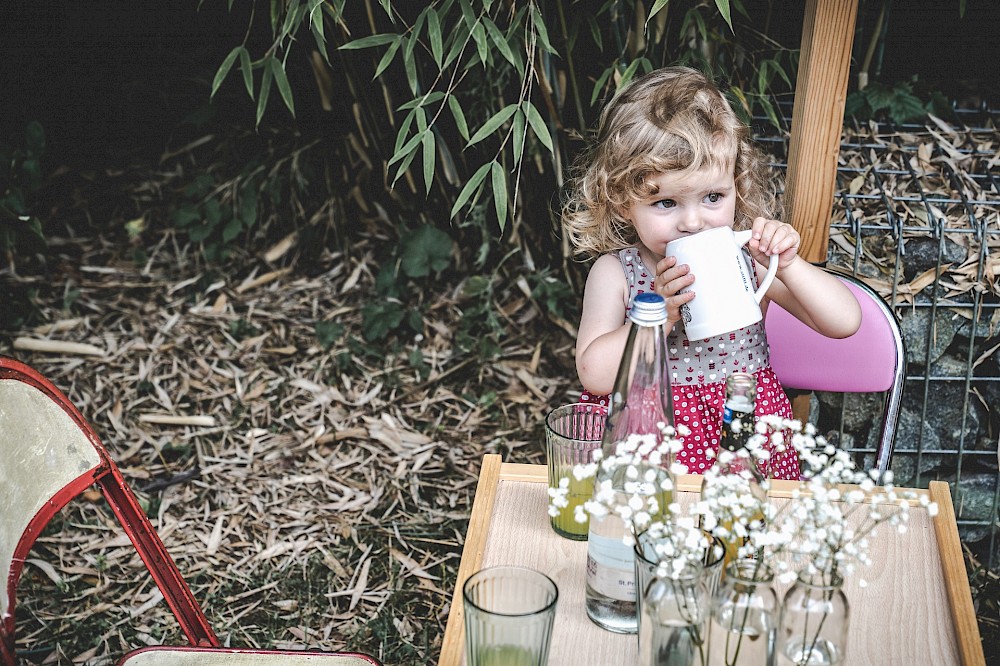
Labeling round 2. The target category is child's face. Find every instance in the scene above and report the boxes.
[625,165,737,259]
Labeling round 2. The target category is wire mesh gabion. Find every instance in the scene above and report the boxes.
[754,101,1000,571]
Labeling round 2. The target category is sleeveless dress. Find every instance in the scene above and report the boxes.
[580,247,800,480]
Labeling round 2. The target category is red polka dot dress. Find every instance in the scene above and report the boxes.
[580,247,800,480]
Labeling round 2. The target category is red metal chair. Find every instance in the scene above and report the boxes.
[764,270,906,482]
[0,356,380,665]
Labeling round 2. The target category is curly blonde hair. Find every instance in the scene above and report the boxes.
[562,66,780,258]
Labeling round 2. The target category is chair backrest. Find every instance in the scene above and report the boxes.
[764,272,906,479]
[0,356,218,663]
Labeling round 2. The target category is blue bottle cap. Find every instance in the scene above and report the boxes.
[630,292,668,326]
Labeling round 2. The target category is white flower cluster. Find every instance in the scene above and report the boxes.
[752,415,939,585]
[547,414,939,586]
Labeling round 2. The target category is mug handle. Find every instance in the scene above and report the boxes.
[734,230,779,303]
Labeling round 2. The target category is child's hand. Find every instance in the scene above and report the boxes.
[654,255,697,325]
[749,218,801,269]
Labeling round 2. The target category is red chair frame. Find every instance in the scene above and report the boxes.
[1,355,218,663]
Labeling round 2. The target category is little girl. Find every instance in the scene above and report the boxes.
[562,66,861,480]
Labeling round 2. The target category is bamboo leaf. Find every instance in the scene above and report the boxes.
[374,37,402,79]
[212,46,243,99]
[591,65,615,105]
[450,161,492,218]
[269,58,295,116]
[618,59,643,89]
[714,0,733,32]
[648,0,670,25]
[339,34,398,50]
[403,45,418,94]
[471,21,489,65]
[530,5,556,54]
[587,15,602,51]
[443,19,470,69]
[422,131,436,195]
[239,48,254,98]
[466,104,518,147]
[428,8,443,68]
[398,91,446,111]
[484,18,518,69]
[394,108,417,153]
[448,96,470,142]
[388,129,425,168]
[392,143,420,187]
[491,161,508,230]
[458,0,477,30]
[523,101,553,152]
[513,108,526,164]
[256,62,274,127]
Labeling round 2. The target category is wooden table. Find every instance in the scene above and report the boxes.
[438,455,985,666]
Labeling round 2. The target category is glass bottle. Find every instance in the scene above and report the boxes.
[719,373,757,460]
[707,560,777,666]
[777,571,849,666]
[711,373,766,564]
[585,292,675,634]
[639,561,710,666]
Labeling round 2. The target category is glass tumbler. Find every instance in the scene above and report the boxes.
[463,565,559,666]
[545,403,606,539]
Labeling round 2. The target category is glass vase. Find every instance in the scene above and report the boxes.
[707,560,777,666]
[777,571,849,666]
[639,561,709,666]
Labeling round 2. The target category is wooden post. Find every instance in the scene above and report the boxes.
[784,0,859,263]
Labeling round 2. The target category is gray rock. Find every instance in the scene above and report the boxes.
[814,391,883,433]
[901,236,968,282]
[954,309,1000,339]
[880,406,945,478]
[899,380,982,454]
[948,473,999,543]
[900,307,958,366]
[929,353,971,379]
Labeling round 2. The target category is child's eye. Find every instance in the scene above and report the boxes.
[705,192,723,203]
[653,199,676,209]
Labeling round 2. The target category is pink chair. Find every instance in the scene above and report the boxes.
[0,356,380,665]
[763,271,906,481]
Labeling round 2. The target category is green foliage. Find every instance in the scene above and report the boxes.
[454,274,504,360]
[0,121,47,267]
[315,319,344,350]
[168,146,314,262]
[400,225,452,278]
[845,78,944,124]
[215,1,798,246]
[530,271,576,321]
[359,223,454,342]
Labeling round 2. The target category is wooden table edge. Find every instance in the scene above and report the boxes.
[437,454,504,666]
[929,480,987,666]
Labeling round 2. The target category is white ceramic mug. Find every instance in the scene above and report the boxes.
[665,226,779,340]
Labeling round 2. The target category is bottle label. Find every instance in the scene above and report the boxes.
[586,531,636,602]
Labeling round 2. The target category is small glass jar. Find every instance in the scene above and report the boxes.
[707,560,777,666]
[639,561,709,666]
[776,570,849,666]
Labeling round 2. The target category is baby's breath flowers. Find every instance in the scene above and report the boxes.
[548,413,938,588]
[751,415,938,586]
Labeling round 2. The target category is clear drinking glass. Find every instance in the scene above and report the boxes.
[463,566,559,666]
[545,403,606,539]
[777,571,849,666]
[634,530,725,636]
[707,560,777,666]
